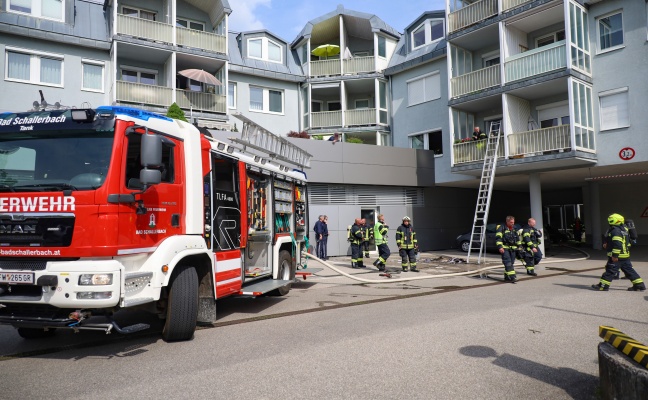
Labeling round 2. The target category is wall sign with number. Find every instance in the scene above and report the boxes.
[619,147,635,160]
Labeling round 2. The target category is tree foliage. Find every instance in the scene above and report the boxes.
[166,102,188,122]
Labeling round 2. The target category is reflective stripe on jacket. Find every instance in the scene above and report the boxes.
[396,224,417,249]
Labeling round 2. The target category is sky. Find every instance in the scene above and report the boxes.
[228,0,446,43]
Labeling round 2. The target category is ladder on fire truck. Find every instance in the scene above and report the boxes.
[229,112,312,170]
[467,121,501,265]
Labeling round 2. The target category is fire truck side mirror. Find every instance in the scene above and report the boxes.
[140,133,163,188]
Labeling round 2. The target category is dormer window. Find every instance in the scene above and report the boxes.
[247,37,283,64]
[411,19,444,50]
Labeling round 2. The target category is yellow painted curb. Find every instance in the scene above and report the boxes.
[599,326,648,369]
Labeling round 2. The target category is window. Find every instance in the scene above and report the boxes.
[327,101,341,112]
[125,132,175,189]
[355,99,369,109]
[597,12,623,52]
[8,0,64,21]
[228,82,236,109]
[411,19,444,50]
[311,101,322,113]
[301,45,308,64]
[121,66,157,85]
[536,30,565,48]
[247,37,283,63]
[177,18,204,31]
[407,72,440,106]
[82,60,104,92]
[599,88,629,131]
[5,48,63,86]
[122,6,155,21]
[409,130,442,154]
[249,86,283,114]
[378,36,386,58]
[483,54,500,67]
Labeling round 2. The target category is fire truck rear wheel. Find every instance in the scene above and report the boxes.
[162,265,199,342]
[17,327,56,339]
[272,250,296,296]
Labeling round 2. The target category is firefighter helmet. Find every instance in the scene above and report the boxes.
[607,213,624,226]
[402,216,411,222]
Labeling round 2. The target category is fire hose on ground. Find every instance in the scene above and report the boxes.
[302,246,591,284]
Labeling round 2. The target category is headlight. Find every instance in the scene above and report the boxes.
[77,291,112,300]
[79,274,113,286]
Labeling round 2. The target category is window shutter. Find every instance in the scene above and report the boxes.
[408,79,425,106]
[600,91,628,130]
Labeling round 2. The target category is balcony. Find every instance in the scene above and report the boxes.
[116,81,173,107]
[311,111,342,128]
[117,14,173,44]
[502,0,532,12]
[451,64,500,98]
[505,41,566,83]
[453,136,505,165]
[310,60,342,77]
[176,90,226,113]
[448,0,498,34]
[343,56,375,75]
[508,125,571,157]
[345,109,376,126]
[177,27,226,54]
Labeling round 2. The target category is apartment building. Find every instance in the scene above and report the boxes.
[291,5,400,145]
[442,0,648,244]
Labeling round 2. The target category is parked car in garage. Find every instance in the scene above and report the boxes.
[455,223,521,252]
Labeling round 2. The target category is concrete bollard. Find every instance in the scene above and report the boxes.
[598,326,648,400]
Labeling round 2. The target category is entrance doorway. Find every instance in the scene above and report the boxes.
[543,204,583,242]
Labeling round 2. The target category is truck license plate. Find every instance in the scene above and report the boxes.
[0,272,34,284]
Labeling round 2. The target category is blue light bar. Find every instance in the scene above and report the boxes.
[96,106,173,122]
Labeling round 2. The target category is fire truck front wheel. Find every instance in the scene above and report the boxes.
[162,265,199,342]
[272,250,296,296]
[17,327,56,339]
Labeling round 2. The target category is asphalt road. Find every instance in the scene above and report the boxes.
[1,246,647,399]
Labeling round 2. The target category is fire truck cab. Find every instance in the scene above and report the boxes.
[0,106,311,341]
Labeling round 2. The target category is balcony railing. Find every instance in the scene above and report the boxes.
[117,14,173,44]
[176,90,226,113]
[311,111,342,128]
[310,60,341,77]
[177,27,226,54]
[453,136,505,165]
[116,81,173,107]
[343,56,375,75]
[505,40,566,83]
[345,109,376,126]
[451,64,500,98]
[502,0,532,11]
[508,125,571,157]
[448,0,498,33]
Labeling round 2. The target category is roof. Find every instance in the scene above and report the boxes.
[228,31,306,82]
[291,4,400,47]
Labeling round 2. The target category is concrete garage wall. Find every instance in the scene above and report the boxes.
[593,182,648,244]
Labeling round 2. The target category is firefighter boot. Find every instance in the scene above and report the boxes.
[377,263,385,272]
[373,259,380,267]
[526,267,537,276]
[627,280,646,291]
[591,283,609,291]
[402,266,409,272]
[410,265,419,272]
[351,262,359,269]
[504,273,516,283]
[364,252,370,258]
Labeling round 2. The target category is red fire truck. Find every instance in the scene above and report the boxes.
[0,106,311,341]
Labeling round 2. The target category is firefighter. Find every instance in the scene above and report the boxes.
[349,218,365,269]
[373,214,390,272]
[521,217,542,276]
[361,218,371,258]
[396,216,418,272]
[592,213,646,292]
[472,126,487,141]
[496,215,520,283]
[571,217,584,242]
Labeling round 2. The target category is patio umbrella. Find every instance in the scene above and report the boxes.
[311,44,341,58]
[178,69,221,85]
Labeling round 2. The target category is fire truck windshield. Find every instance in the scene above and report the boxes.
[0,110,115,192]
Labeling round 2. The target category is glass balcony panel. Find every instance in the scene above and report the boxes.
[507,125,571,157]
[117,14,173,44]
[310,60,341,77]
[177,27,226,53]
[343,56,375,75]
[451,64,500,98]
[345,109,376,126]
[505,41,566,83]
[448,0,498,33]
[311,111,342,128]
[452,136,504,165]
[502,0,532,11]
[176,89,226,113]
[116,81,173,107]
